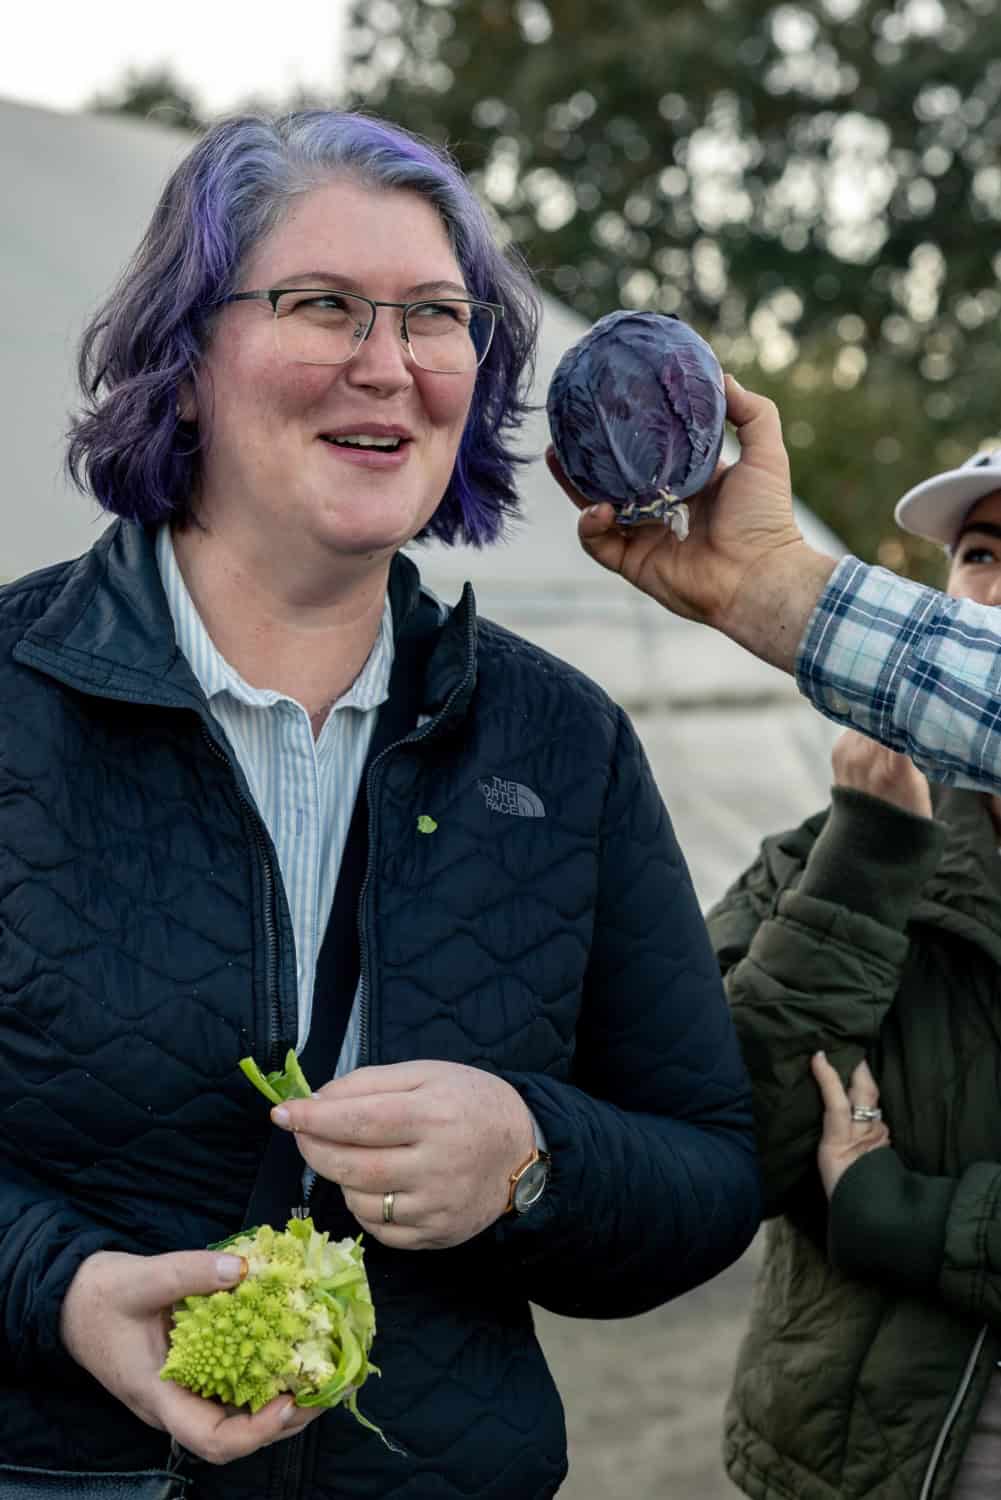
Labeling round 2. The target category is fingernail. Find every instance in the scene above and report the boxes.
[215,1254,247,1286]
[271,1105,290,1127]
[816,1049,826,1059]
[281,1399,300,1426]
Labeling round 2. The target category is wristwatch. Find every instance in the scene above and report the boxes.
[505,1148,552,1215]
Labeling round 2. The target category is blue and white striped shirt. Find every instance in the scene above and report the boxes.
[156,525,394,1063]
[797,554,1001,792]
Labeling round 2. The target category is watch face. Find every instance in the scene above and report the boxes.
[513,1157,549,1213]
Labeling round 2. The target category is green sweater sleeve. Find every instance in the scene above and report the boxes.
[829,1147,954,1292]
[710,788,945,1215]
[795,786,945,926]
[831,1149,1001,1330]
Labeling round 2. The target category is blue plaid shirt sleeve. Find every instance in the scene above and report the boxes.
[795,555,1001,791]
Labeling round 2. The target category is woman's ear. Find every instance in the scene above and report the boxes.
[177,379,197,423]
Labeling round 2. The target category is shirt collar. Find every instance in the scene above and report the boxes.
[155,524,393,714]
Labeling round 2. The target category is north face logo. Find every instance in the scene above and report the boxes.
[479,776,546,818]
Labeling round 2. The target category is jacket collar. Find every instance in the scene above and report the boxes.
[14,519,479,726]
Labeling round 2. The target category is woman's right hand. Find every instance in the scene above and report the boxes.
[831,728,932,819]
[811,1053,891,1199]
[546,375,805,632]
[60,1248,321,1464]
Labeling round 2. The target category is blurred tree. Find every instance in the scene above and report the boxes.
[90,66,207,133]
[735,336,997,582]
[89,69,332,133]
[344,0,1001,570]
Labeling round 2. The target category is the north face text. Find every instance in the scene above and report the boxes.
[479,776,546,818]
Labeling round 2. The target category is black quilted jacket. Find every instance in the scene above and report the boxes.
[0,521,760,1499]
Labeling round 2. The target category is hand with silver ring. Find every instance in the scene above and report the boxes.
[811,1052,891,1200]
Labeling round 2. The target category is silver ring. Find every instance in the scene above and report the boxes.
[851,1105,882,1123]
[382,1191,396,1225]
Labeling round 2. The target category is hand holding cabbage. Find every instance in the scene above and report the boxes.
[547,337,833,668]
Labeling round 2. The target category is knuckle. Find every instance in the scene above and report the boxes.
[359,1159,387,1192]
[338,1156,382,1193]
[133,1402,166,1433]
[342,1110,369,1143]
[172,1421,234,1468]
[343,1200,372,1233]
[163,1254,201,1301]
[287,1101,314,1132]
[302,1137,341,1177]
[200,1436,231,1467]
[176,1434,215,1465]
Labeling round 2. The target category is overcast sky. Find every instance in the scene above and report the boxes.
[1,1,348,115]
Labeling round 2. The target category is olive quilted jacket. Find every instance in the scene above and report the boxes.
[709,783,1001,1500]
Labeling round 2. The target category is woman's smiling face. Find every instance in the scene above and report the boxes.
[186,177,478,577]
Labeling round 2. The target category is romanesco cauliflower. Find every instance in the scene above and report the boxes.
[160,1217,384,1439]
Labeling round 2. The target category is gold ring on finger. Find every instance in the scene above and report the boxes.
[382,1191,396,1225]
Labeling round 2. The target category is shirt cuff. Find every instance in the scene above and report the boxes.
[829,1147,954,1293]
[794,557,932,736]
[527,1108,548,1154]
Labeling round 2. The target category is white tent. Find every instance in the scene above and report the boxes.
[1,96,844,909]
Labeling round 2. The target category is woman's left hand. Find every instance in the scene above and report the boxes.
[811,1052,891,1199]
[271,1061,536,1249]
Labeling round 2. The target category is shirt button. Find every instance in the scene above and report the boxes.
[829,692,850,715]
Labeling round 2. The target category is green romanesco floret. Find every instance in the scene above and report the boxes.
[238,1048,312,1106]
[160,1217,386,1441]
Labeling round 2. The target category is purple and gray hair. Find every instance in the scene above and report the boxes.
[66,111,540,546]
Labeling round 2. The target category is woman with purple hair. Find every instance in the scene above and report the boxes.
[0,111,759,1498]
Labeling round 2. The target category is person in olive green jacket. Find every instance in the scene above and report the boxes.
[707,457,1001,1500]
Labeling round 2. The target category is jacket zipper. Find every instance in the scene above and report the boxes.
[918,1324,988,1500]
[201,722,324,1406]
[200,726,286,1068]
[284,600,474,1497]
[356,601,477,1065]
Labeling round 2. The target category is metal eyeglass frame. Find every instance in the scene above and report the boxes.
[222,288,505,371]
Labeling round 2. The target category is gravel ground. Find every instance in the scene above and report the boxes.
[533,1235,763,1499]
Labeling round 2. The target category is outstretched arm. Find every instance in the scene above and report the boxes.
[551,378,1001,791]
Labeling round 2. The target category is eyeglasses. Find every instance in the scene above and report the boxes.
[222,288,503,374]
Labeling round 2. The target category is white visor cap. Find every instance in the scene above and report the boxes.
[894,448,1001,548]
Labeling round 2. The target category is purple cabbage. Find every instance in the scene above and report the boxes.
[546,310,727,532]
